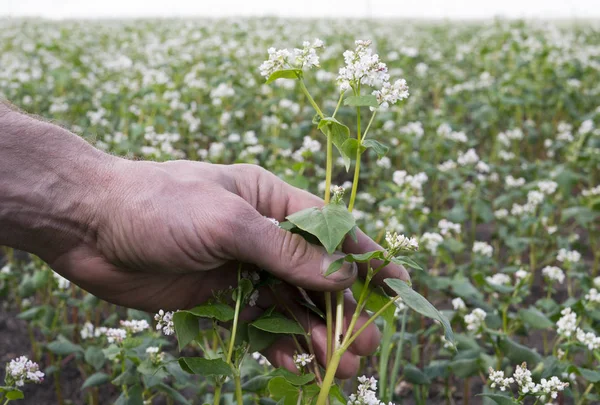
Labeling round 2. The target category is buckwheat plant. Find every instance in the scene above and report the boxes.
[255,39,454,404]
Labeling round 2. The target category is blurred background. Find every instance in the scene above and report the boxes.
[1,0,600,19]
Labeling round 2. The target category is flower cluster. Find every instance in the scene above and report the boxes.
[4,356,44,388]
[542,266,565,284]
[347,376,394,405]
[154,310,175,336]
[464,308,486,336]
[489,363,569,400]
[556,307,577,338]
[120,319,150,334]
[385,231,418,255]
[337,40,389,91]
[259,39,324,77]
[372,79,409,110]
[472,241,493,258]
[146,346,165,364]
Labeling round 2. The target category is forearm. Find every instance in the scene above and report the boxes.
[0,102,120,262]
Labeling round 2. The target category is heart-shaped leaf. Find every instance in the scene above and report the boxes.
[286,201,355,255]
[265,69,302,84]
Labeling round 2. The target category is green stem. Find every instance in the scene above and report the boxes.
[348,105,362,212]
[324,135,333,204]
[226,265,243,364]
[315,350,342,405]
[389,309,407,402]
[361,111,377,140]
[299,79,324,119]
[332,91,345,118]
[234,374,243,405]
[378,320,395,401]
[214,384,222,405]
[345,297,400,349]
[577,382,594,405]
[325,292,333,365]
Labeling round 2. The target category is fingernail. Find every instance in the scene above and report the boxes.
[321,253,357,282]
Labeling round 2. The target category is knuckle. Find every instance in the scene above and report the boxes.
[278,229,311,268]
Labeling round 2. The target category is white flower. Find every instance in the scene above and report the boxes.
[154,310,175,336]
[576,328,600,350]
[0,264,11,274]
[120,319,150,334]
[385,231,419,254]
[557,248,581,264]
[337,40,390,92]
[538,180,558,195]
[53,272,70,290]
[494,208,509,219]
[486,273,511,286]
[105,328,127,343]
[515,268,529,281]
[146,346,165,364]
[582,185,600,197]
[80,322,95,340]
[465,308,486,335]
[556,308,577,338]
[372,79,409,110]
[259,39,324,78]
[506,175,526,188]
[513,363,536,394]
[5,356,44,387]
[437,160,457,172]
[421,232,444,253]
[585,288,600,304]
[293,353,314,368]
[542,266,565,283]
[537,376,569,399]
[457,148,479,165]
[347,375,392,405]
[473,241,493,258]
[438,219,461,236]
[452,297,466,311]
[488,367,514,391]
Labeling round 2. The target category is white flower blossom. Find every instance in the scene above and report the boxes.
[556,307,577,338]
[154,310,175,336]
[473,241,493,258]
[293,353,314,368]
[120,319,150,334]
[452,297,466,311]
[488,368,514,391]
[557,248,581,264]
[5,356,44,387]
[542,266,565,283]
[465,308,486,335]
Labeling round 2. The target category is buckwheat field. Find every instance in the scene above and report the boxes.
[1,17,599,405]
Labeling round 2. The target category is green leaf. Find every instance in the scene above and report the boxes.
[270,368,315,386]
[403,364,431,385]
[102,344,121,360]
[82,372,110,389]
[519,307,553,330]
[344,95,379,108]
[325,257,345,277]
[351,279,395,324]
[286,201,355,255]
[391,256,423,271]
[385,279,454,344]
[317,117,352,170]
[265,69,301,84]
[577,367,600,383]
[344,250,385,263]
[268,376,299,405]
[186,302,235,322]
[84,346,106,371]
[47,336,83,356]
[173,311,199,351]
[5,390,24,400]
[155,383,193,405]
[251,314,304,335]
[498,337,542,367]
[17,306,46,320]
[178,357,233,377]
[477,394,521,405]
[362,139,389,159]
[449,358,480,378]
[340,139,366,167]
[242,375,272,392]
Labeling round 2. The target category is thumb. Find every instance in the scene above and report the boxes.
[234,214,357,291]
